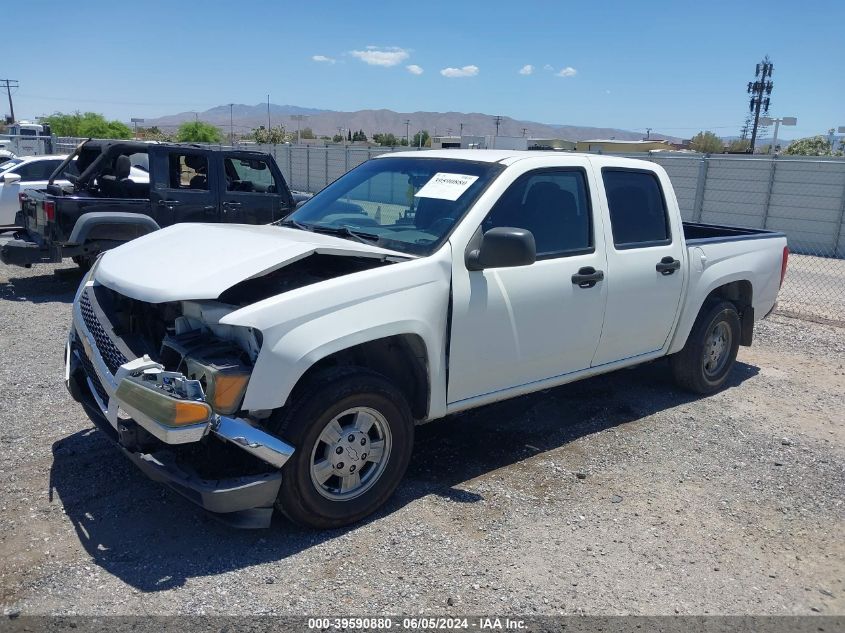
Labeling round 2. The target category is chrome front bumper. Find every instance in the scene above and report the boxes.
[67,284,294,470]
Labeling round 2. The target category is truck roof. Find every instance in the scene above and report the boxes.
[378,149,655,169]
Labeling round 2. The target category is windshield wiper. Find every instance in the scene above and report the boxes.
[310,225,381,244]
[276,218,311,230]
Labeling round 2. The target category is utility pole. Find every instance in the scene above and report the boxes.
[267,94,271,133]
[291,114,307,144]
[229,103,234,145]
[494,115,502,136]
[1,79,19,122]
[645,127,652,140]
[746,56,774,153]
[521,127,527,137]
[404,119,410,146]
[459,122,464,137]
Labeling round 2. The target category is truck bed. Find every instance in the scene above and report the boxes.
[683,221,785,245]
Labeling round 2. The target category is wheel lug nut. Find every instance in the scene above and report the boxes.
[360,438,366,445]
[361,453,367,460]
[348,434,355,442]
[350,465,356,473]
[336,462,344,469]
[335,446,343,454]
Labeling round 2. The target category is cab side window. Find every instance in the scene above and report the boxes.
[602,169,670,248]
[224,157,278,193]
[483,169,593,258]
[168,153,209,190]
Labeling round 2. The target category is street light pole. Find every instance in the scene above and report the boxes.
[229,103,234,146]
[760,116,797,154]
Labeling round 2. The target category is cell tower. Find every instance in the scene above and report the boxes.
[744,56,774,152]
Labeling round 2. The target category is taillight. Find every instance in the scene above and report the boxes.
[43,200,56,222]
[779,245,789,288]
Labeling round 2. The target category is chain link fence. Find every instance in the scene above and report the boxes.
[46,138,845,323]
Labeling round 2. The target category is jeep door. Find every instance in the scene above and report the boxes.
[149,147,219,227]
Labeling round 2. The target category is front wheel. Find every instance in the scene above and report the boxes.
[670,300,741,394]
[271,368,414,529]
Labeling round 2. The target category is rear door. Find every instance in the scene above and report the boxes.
[590,166,685,366]
[219,153,288,224]
[149,147,219,227]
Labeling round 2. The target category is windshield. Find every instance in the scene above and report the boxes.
[287,156,503,255]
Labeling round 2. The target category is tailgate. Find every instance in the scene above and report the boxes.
[19,190,50,237]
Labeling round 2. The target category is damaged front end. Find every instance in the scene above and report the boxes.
[65,265,294,528]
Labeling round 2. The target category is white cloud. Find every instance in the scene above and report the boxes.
[556,66,577,77]
[350,46,409,67]
[518,64,534,75]
[440,65,479,78]
[406,64,424,75]
[312,55,335,64]
[543,64,554,71]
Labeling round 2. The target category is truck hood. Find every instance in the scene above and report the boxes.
[94,223,407,303]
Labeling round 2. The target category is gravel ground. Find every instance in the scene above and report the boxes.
[0,260,842,617]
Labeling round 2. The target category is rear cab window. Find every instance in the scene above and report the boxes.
[602,168,671,249]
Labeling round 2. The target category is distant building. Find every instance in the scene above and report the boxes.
[430,135,575,151]
[575,139,674,153]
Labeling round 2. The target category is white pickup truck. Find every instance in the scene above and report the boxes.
[65,150,789,528]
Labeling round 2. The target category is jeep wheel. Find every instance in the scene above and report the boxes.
[271,368,414,529]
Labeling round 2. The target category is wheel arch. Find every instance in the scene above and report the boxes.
[669,277,754,353]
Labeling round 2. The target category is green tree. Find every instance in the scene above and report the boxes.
[347,129,352,142]
[298,127,315,140]
[42,111,132,139]
[726,139,751,154]
[412,130,431,148]
[176,121,223,143]
[783,136,839,156]
[689,131,723,153]
[352,129,368,142]
[373,132,400,146]
[332,134,343,143]
[253,125,287,144]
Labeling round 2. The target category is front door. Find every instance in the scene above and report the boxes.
[149,148,218,227]
[590,167,685,366]
[219,153,287,225]
[448,168,608,404]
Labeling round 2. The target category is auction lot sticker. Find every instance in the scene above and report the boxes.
[415,173,479,201]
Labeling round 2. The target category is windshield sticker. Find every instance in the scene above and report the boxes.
[414,173,480,201]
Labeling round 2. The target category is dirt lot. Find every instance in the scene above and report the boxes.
[0,261,842,617]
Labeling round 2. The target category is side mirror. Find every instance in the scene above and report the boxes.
[466,227,536,271]
[2,172,21,184]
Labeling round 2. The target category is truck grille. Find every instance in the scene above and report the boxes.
[79,291,128,374]
[73,340,110,405]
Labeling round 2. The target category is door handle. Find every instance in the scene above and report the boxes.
[157,200,182,207]
[203,205,216,212]
[656,256,681,275]
[571,266,605,288]
[223,201,242,208]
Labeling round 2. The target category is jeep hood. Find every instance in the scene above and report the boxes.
[94,223,408,303]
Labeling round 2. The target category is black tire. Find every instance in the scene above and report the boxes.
[670,300,741,395]
[72,255,95,271]
[270,368,414,529]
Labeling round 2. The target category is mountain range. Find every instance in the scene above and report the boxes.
[144,103,689,143]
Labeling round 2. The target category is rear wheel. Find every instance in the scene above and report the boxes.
[270,368,414,529]
[72,254,96,271]
[670,300,741,394]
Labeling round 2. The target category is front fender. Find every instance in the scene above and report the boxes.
[222,246,453,418]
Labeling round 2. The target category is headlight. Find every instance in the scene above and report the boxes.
[183,355,251,415]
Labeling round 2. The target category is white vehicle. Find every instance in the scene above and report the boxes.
[0,155,149,227]
[0,139,15,165]
[65,150,789,528]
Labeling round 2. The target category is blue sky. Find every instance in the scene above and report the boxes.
[6,0,844,139]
